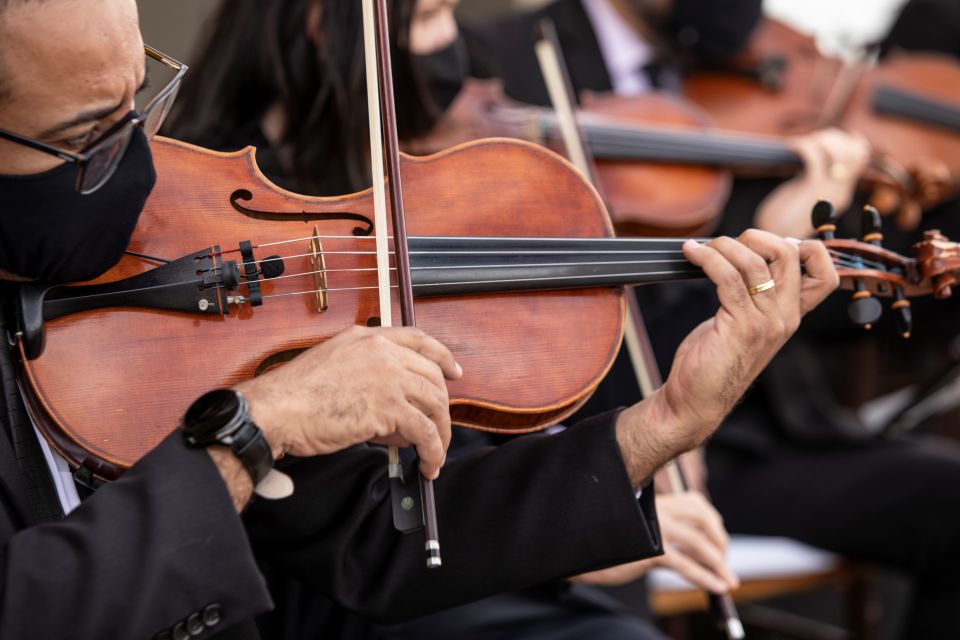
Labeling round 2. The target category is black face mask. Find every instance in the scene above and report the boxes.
[413,36,469,115]
[0,128,156,284]
[670,0,764,60]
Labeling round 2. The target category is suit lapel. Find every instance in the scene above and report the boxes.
[552,0,615,95]
[0,435,32,526]
[0,297,45,524]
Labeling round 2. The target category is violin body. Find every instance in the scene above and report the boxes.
[682,18,843,136]
[18,137,625,477]
[411,79,770,237]
[574,92,731,238]
[840,53,960,222]
[684,18,960,225]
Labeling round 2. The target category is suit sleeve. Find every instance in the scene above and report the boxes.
[883,0,960,58]
[0,432,272,640]
[243,409,661,623]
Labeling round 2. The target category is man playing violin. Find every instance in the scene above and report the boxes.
[0,0,836,638]
[465,1,960,636]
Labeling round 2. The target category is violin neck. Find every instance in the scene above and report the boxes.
[873,85,960,135]
[408,236,703,296]
[546,114,803,171]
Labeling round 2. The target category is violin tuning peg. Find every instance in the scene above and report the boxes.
[812,200,838,240]
[260,255,285,279]
[848,286,883,330]
[861,206,883,245]
[892,288,912,339]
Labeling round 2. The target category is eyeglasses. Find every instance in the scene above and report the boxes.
[0,45,187,194]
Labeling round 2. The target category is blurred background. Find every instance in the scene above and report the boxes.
[138,0,910,64]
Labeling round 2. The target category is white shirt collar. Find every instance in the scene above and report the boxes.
[581,0,654,95]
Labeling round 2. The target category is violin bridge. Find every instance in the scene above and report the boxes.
[309,226,329,313]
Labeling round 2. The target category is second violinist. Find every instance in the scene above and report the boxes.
[461,1,960,637]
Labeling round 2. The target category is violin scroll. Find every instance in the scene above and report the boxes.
[814,201,960,337]
[915,229,960,299]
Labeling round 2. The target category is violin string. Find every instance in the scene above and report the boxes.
[212,250,890,283]
[258,263,897,302]
[213,235,886,269]
[223,247,695,270]
[244,258,699,287]
[215,234,714,257]
[827,249,891,271]
[238,255,897,301]
[227,248,890,273]
[227,255,877,291]
[259,268,708,300]
[208,237,897,276]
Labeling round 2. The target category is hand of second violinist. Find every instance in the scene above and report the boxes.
[755,128,872,237]
[236,325,462,480]
[572,492,739,594]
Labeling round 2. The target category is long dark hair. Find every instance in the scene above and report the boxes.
[164,0,436,195]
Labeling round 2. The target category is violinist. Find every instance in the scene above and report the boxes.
[0,1,836,639]
[166,1,775,638]
[462,0,872,239]
[462,1,960,636]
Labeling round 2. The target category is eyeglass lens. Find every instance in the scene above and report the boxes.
[78,129,134,194]
[78,69,180,193]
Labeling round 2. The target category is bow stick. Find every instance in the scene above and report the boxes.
[362,0,442,568]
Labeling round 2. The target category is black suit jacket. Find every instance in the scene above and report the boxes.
[0,296,661,639]
[464,0,613,107]
[883,0,960,58]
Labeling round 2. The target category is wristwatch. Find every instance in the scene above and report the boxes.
[182,389,274,485]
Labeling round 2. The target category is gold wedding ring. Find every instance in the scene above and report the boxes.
[748,279,776,296]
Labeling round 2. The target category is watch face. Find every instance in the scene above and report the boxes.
[184,389,243,443]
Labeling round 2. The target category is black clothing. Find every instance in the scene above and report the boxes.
[883,0,960,58]
[247,424,667,640]
[464,0,611,108]
[0,294,662,639]
[376,583,664,640]
[707,412,960,639]
[0,300,272,639]
[245,411,661,625]
[466,1,960,636]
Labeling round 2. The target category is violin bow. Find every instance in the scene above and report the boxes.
[533,19,746,639]
[362,0,442,568]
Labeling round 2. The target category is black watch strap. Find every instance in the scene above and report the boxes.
[183,389,274,486]
[229,423,273,486]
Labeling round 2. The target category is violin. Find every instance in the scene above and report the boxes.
[409,78,933,236]
[682,17,843,135]
[831,53,960,228]
[13,136,960,481]
[684,18,960,227]
[409,79,800,237]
